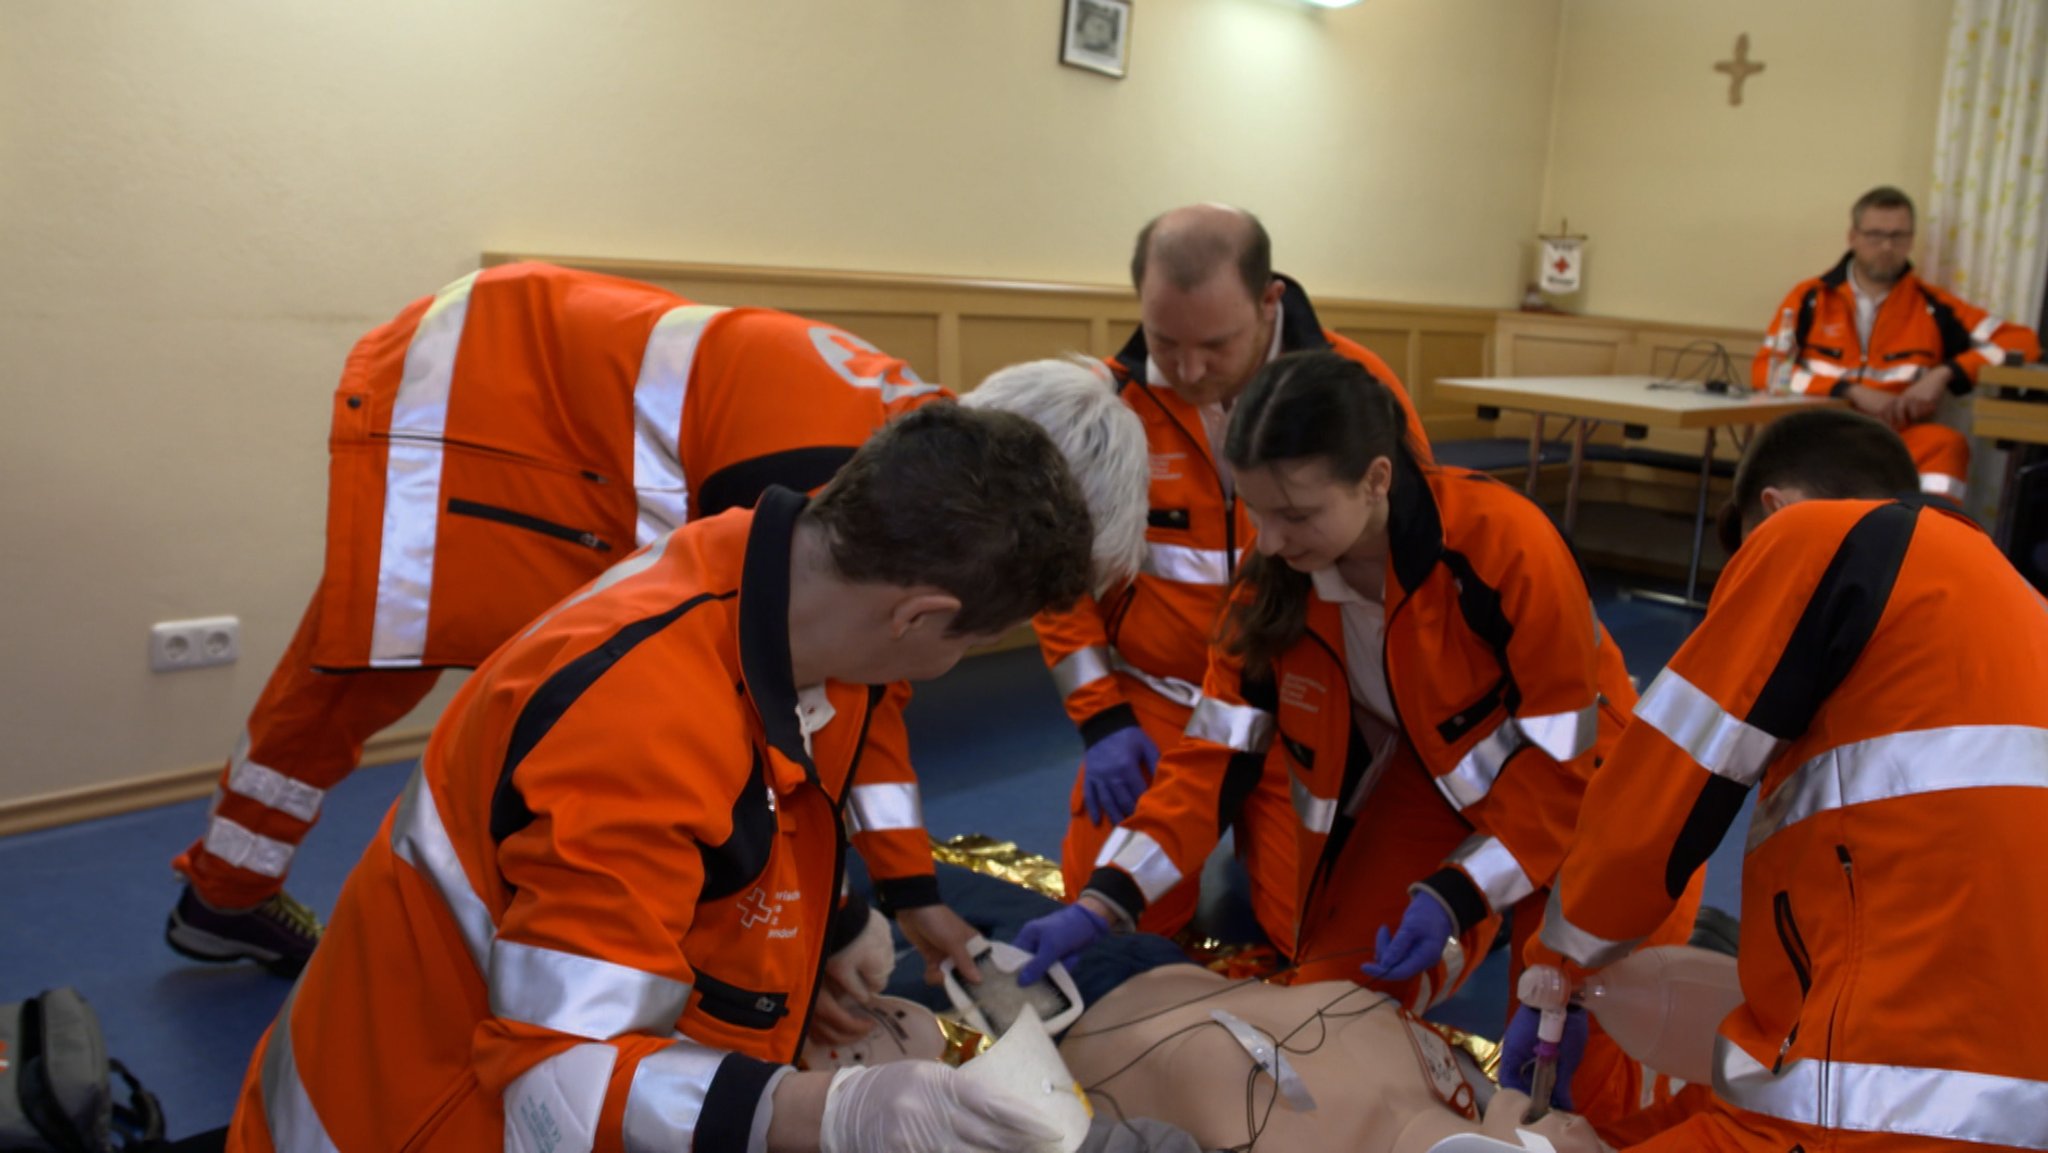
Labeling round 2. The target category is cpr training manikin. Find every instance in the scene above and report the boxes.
[814,939,1740,1153]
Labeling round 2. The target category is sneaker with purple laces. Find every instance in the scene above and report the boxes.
[165,885,322,976]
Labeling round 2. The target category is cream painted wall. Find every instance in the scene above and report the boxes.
[1541,0,1954,329]
[0,0,1565,809]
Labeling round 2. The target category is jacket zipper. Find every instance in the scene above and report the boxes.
[1820,844,1860,1120]
[446,498,611,552]
[793,693,879,1050]
[1296,595,1415,960]
[1770,890,1813,1074]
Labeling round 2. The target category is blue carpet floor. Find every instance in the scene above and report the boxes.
[0,577,1736,1138]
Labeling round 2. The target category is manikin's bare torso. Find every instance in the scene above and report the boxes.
[1058,966,1611,1152]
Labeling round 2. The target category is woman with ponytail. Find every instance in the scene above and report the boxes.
[1017,351,1702,1129]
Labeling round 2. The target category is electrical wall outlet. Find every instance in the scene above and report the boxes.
[150,616,240,672]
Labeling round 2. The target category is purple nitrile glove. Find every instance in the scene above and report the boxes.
[1012,903,1110,986]
[1082,727,1159,825]
[1499,1003,1590,1112]
[1359,890,1456,982]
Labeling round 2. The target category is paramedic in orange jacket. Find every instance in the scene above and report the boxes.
[1039,204,1432,933]
[167,262,1147,981]
[1509,407,2048,1149]
[1750,185,2040,501]
[226,404,1097,1153]
[1016,352,1700,1128]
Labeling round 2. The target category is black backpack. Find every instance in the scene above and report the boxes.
[0,989,164,1152]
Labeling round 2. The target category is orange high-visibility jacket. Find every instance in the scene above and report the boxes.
[1749,254,2040,398]
[1086,463,1623,960]
[316,261,942,676]
[1033,276,1432,746]
[229,491,907,1152]
[305,261,942,905]
[1533,497,2048,1148]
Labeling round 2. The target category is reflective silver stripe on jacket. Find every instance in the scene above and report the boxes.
[1634,669,1783,785]
[224,734,325,821]
[1972,314,2008,343]
[1715,1036,2048,1148]
[1447,834,1535,911]
[259,988,340,1153]
[1051,645,1114,697]
[1096,827,1185,903]
[1747,725,2048,853]
[202,815,297,879]
[1798,358,1847,379]
[632,305,728,546]
[845,783,924,834]
[522,534,675,641]
[1291,774,1336,835]
[1865,363,1923,384]
[490,939,693,1040]
[1921,473,1967,498]
[390,766,496,973]
[1516,703,1598,763]
[1112,652,1204,710]
[623,1040,771,1152]
[369,270,480,667]
[1437,719,1522,811]
[1142,543,1234,586]
[1538,883,1643,971]
[1185,697,1273,753]
[506,1042,617,1153]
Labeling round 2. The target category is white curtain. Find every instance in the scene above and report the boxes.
[1925,0,2048,322]
[1923,0,2048,515]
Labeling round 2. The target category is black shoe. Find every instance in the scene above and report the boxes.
[165,885,322,976]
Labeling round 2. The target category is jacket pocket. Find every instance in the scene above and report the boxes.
[447,498,612,553]
[692,971,790,1032]
[1435,678,1507,745]
[1770,890,1813,1073]
[1146,507,1191,532]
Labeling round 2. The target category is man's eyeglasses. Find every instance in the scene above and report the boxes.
[1856,228,1915,246]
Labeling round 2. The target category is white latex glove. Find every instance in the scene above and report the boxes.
[819,1060,1060,1153]
[824,905,894,1000]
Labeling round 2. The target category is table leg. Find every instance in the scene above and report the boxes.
[1525,415,1545,498]
[1564,419,1590,536]
[1623,427,1716,613]
[1683,427,1717,605]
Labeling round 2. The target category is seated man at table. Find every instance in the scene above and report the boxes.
[1751,184,2040,500]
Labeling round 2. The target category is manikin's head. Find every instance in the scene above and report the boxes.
[960,356,1150,593]
[1716,408,1919,555]
[1846,185,1917,291]
[802,404,1094,684]
[1226,351,1414,576]
[1131,204,1286,409]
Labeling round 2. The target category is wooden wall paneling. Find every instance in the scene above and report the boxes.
[1337,326,1414,385]
[1414,328,1495,441]
[956,316,1099,391]
[797,311,945,382]
[499,252,1765,548]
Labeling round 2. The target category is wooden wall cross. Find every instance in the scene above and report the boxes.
[1715,33,1765,106]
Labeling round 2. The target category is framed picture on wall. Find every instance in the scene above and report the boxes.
[1061,0,1132,79]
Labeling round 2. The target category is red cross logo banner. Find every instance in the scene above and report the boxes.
[1539,236,1584,294]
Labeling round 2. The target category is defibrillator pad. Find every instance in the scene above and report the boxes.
[941,936,1084,1037]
